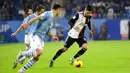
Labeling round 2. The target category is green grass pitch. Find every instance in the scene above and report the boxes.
[0,41,130,73]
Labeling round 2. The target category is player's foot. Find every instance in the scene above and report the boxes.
[13,60,18,69]
[18,69,25,73]
[16,50,22,60]
[13,50,22,69]
[69,58,75,65]
[49,60,54,67]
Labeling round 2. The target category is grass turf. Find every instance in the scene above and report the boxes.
[0,40,130,73]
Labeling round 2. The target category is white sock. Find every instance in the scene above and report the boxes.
[19,56,27,62]
[22,49,37,57]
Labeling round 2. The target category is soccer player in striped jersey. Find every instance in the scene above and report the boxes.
[49,5,93,67]
[12,4,62,73]
[11,5,45,69]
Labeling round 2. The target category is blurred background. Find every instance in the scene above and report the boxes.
[0,0,130,43]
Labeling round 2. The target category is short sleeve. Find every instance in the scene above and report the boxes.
[22,16,31,23]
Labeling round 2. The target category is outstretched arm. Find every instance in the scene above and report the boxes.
[22,16,40,29]
[22,12,48,29]
[11,16,32,37]
[11,25,24,37]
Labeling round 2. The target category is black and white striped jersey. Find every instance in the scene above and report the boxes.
[68,12,92,39]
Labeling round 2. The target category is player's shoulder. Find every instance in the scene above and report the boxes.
[28,13,36,18]
[40,11,50,16]
[43,11,50,15]
[77,11,83,15]
[75,11,83,17]
[23,17,28,21]
[73,12,83,18]
[22,17,29,23]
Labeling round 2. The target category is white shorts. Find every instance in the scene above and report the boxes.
[29,34,44,50]
[24,34,30,44]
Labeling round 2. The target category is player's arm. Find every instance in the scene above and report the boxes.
[85,15,92,31]
[22,16,40,29]
[11,17,30,37]
[11,26,24,37]
[22,13,47,29]
[11,26,22,37]
[88,21,91,30]
[88,21,93,36]
[47,32,59,41]
[87,16,93,38]
[68,13,79,28]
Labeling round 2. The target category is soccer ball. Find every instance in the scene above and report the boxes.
[73,59,83,67]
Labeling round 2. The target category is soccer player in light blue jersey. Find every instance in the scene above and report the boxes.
[13,4,62,73]
[11,5,45,69]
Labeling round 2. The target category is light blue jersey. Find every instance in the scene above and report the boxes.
[23,13,38,34]
[32,11,54,40]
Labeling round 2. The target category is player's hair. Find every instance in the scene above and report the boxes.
[52,4,62,10]
[36,5,45,11]
[85,5,92,11]
[24,8,33,15]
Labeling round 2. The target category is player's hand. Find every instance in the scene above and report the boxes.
[11,32,17,37]
[90,30,93,39]
[52,36,59,41]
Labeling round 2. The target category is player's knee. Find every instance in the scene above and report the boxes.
[82,43,88,50]
[36,49,43,55]
[62,47,68,52]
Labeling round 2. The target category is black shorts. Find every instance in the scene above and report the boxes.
[64,36,87,48]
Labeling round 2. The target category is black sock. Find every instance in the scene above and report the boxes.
[73,48,87,59]
[52,48,65,61]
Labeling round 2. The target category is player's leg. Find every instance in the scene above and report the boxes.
[19,34,31,64]
[13,50,22,69]
[69,38,88,65]
[13,44,42,69]
[49,36,75,67]
[19,36,31,64]
[18,55,41,73]
[20,34,31,63]
[18,45,30,65]
[25,44,30,51]
[24,34,30,51]
[19,56,27,64]
[17,35,43,73]
[13,34,31,69]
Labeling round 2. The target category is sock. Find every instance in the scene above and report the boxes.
[22,49,37,57]
[52,48,65,61]
[20,58,36,71]
[26,46,29,51]
[73,48,87,59]
[19,56,27,62]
